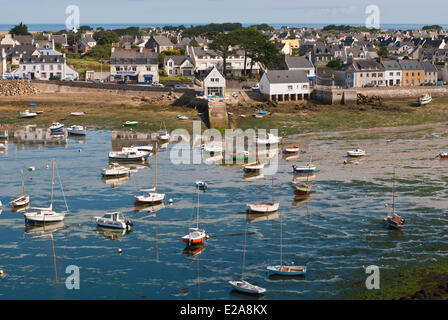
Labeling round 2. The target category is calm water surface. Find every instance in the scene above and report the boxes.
[1,128,448,299]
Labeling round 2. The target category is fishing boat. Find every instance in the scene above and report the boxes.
[20,110,37,118]
[24,160,67,224]
[70,112,85,116]
[439,152,448,158]
[267,209,307,276]
[10,170,30,208]
[157,122,170,141]
[94,212,133,230]
[67,125,86,136]
[294,183,312,196]
[102,162,130,177]
[108,148,148,161]
[243,161,264,172]
[182,188,207,246]
[283,145,300,153]
[246,176,280,213]
[255,132,281,145]
[49,122,64,132]
[347,148,366,157]
[195,181,208,190]
[418,94,432,105]
[134,142,165,205]
[383,169,405,229]
[123,121,139,127]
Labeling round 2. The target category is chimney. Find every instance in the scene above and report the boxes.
[111,47,115,53]
[139,47,143,53]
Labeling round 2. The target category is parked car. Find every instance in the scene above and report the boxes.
[151,83,164,87]
[91,79,103,83]
[175,84,191,89]
[165,83,175,88]
[251,83,260,90]
[242,85,251,90]
[118,80,127,85]
[436,81,444,86]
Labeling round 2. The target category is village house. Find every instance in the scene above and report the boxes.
[17,53,78,80]
[421,61,438,84]
[259,69,311,102]
[109,47,159,84]
[284,55,316,84]
[145,35,174,53]
[381,60,402,86]
[398,60,424,86]
[163,55,194,76]
[203,66,226,97]
[343,60,386,88]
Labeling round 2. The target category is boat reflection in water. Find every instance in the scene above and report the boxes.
[134,202,165,214]
[242,172,264,182]
[95,226,132,240]
[68,134,86,144]
[24,221,66,235]
[11,204,30,213]
[292,196,312,208]
[246,211,279,224]
[292,173,316,183]
[182,243,206,257]
[101,175,130,188]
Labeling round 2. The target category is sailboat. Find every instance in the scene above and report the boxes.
[267,212,307,276]
[229,224,266,295]
[24,159,68,224]
[246,176,280,213]
[182,187,207,246]
[383,169,405,229]
[134,142,166,205]
[293,169,313,197]
[157,122,170,141]
[10,170,30,208]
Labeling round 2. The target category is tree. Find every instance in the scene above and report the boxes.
[93,30,120,45]
[377,46,389,58]
[66,31,81,46]
[10,22,30,35]
[84,44,112,60]
[208,33,237,78]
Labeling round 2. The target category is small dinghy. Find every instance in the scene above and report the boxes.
[267,265,307,276]
[195,181,208,190]
[102,163,130,177]
[123,121,139,127]
[229,280,266,295]
[243,161,264,172]
[49,122,64,132]
[20,110,37,118]
[246,202,279,213]
[177,115,188,120]
[95,212,133,230]
[347,148,366,157]
[70,112,85,116]
[283,145,300,153]
[67,125,86,136]
[203,144,223,153]
[10,170,30,208]
[294,183,312,196]
[439,152,448,159]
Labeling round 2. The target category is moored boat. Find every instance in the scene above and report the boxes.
[283,145,300,153]
[246,202,280,213]
[94,212,132,230]
[439,152,448,158]
[49,122,64,132]
[255,133,281,145]
[20,110,37,118]
[418,94,432,105]
[294,183,312,196]
[67,125,86,136]
[267,265,307,276]
[292,164,316,174]
[232,151,249,160]
[243,161,264,172]
[10,170,30,208]
[102,162,130,177]
[195,181,208,190]
[347,148,366,157]
[108,149,148,161]
[229,280,266,295]
[123,121,139,127]
[383,168,405,229]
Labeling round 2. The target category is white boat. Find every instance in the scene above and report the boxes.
[347,149,366,157]
[10,170,30,208]
[0,141,7,149]
[134,142,165,205]
[283,145,300,153]
[108,149,148,161]
[246,176,280,213]
[157,122,170,141]
[131,145,153,152]
[292,164,316,174]
[20,110,37,118]
[24,160,67,224]
[229,280,266,295]
[177,115,188,120]
[243,161,264,172]
[195,181,208,190]
[67,125,86,136]
[95,212,132,230]
[49,122,64,132]
[255,133,281,145]
[70,112,85,116]
[182,188,207,245]
[102,163,130,177]
[203,144,223,153]
[418,94,432,105]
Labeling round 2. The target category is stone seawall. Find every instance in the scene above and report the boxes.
[356,86,448,99]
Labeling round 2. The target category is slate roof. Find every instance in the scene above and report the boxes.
[264,70,309,84]
[20,55,65,64]
[285,56,314,69]
[381,60,401,70]
[398,59,424,70]
[110,49,158,65]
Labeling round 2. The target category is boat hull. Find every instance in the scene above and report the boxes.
[267,265,307,276]
[134,193,165,205]
[10,195,30,208]
[246,202,280,213]
[229,280,266,295]
[24,210,66,223]
[292,165,316,174]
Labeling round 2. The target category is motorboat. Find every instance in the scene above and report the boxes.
[292,164,316,174]
[67,125,86,136]
[418,94,432,105]
[243,161,264,172]
[131,145,153,152]
[347,149,366,157]
[49,122,64,132]
[102,163,130,177]
[20,110,37,118]
[108,149,148,161]
[195,181,208,190]
[123,121,139,127]
[182,227,207,246]
[95,212,133,230]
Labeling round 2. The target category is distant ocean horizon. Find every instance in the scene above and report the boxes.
[0,23,447,32]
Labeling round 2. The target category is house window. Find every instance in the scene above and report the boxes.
[58,65,62,71]
[132,66,136,71]
[288,85,293,90]
[397,72,400,76]
[146,66,151,71]
[211,78,215,82]
[168,62,173,67]
[116,66,120,71]
[41,65,44,70]
[50,65,53,71]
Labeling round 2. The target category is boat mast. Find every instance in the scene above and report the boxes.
[392,168,396,217]
[196,187,200,229]
[272,176,274,203]
[154,142,158,189]
[21,170,25,196]
[50,159,55,209]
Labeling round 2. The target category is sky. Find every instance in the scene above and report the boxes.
[0,0,446,25]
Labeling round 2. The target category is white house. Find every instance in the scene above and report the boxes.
[381,60,402,86]
[109,47,159,84]
[18,54,78,80]
[259,70,311,102]
[203,66,226,97]
[164,55,194,76]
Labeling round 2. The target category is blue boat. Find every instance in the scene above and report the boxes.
[49,122,64,132]
[29,103,36,106]
[258,110,267,115]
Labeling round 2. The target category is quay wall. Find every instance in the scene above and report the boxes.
[356,86,448,99]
